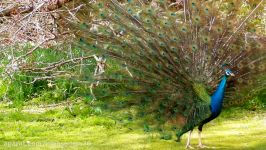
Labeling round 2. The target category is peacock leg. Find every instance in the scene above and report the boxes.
[185,130,194,149]
[197,131,207,148]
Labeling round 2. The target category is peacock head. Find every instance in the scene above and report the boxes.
[222,64,235,77]
[225,69,235,77]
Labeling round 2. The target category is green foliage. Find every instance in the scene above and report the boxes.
[0,79,8,99]
[0,44,97,107]
[2,74,34,107]
[0,75,69,106]
[160,132,172,140]
[66,103,103,118]
[244,89,266,110]
[257,89,266,104]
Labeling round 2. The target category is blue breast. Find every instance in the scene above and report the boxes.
[210,76,228,115]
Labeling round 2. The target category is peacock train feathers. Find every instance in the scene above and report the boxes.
[69,0,265,144]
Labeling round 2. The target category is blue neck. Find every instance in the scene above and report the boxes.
[210,75,228,114]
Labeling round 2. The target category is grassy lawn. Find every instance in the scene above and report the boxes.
[0,103,265,150]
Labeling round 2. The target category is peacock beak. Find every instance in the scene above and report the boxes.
[230,73,235,77]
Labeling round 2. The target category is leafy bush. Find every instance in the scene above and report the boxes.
[0,45,96,107]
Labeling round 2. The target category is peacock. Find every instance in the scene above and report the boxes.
[69,0,266,148]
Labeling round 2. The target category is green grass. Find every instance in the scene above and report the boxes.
[0,103,265,150]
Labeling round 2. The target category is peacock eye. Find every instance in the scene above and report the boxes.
[226,71,230,75]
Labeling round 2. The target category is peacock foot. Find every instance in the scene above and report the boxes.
[197,144,208,148]
[185,145,194,149]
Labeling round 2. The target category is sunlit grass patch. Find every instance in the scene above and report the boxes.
[0,103,265,150]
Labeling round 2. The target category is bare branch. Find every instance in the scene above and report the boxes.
[0,0,73,17]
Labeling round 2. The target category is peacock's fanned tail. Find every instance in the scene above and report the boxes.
[69,0,265,132]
